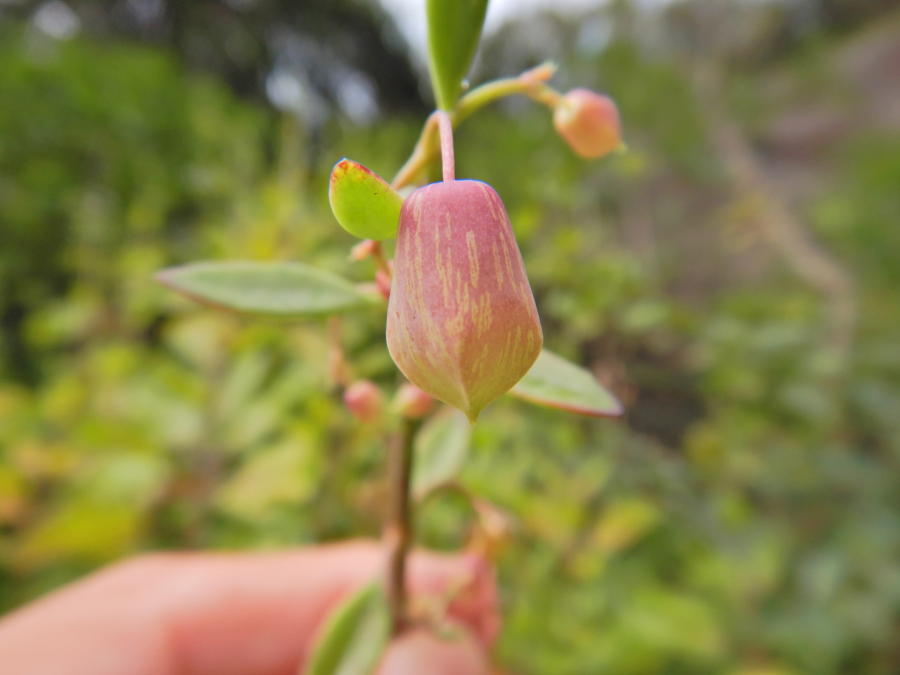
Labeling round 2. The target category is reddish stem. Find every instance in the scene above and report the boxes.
[386,418,418,633]
[437,111,455,182]
[370,241,391,278]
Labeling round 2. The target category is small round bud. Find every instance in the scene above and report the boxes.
[392,383,434,419]
[553,89,622,159]
[343,380,384,422]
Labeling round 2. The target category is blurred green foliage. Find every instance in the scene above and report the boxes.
[2,8,900,675]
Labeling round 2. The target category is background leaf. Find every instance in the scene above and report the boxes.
[413,407,472,498]
[304,584,390,675]
[510,349,623,417]
[426,0,489,110]
[329,159,403,240]
[156,262,377,318]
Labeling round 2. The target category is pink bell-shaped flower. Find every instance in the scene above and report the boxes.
[386,179,542,421]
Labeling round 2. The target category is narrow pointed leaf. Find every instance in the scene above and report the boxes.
[426,0,489,110]
[510,349,623,417]
[304,584,390,675]
[329,159,403,240]
[156,262,377,318]
[413,407,472,498]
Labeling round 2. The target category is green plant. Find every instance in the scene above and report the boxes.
[156,1,623,669]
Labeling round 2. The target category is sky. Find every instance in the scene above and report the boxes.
[377,0,607,59]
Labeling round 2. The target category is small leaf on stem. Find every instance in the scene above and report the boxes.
[304,583,390,675]
[329,159,403,240]
[509,349,623,417]
[156,261,377,318]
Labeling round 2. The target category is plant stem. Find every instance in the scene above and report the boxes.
[390,62,559,190]
[454,61,558,123]
[370,241,391,278]
[326,316,350,388]
[386,418,418,633]
[391,112,439,190]
[437,111,455,182]
[379,62,561,633]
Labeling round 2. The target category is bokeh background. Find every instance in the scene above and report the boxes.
[2,0,900,672]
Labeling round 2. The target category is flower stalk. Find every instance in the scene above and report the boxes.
[385,417,419,633]
[391,63,559,190]
[381,62,562,636]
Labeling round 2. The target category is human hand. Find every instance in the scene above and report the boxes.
[0,540,497,675]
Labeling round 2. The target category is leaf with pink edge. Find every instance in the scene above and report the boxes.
[329,158,402,240]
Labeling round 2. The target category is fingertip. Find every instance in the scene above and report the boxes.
[376,626,489,675]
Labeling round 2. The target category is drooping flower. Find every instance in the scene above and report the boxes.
[386,180,542,421]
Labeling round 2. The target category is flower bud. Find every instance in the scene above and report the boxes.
[392,383,434,419]
[386,180,542,421]
[553,89,622,159]
[343,380,384,422]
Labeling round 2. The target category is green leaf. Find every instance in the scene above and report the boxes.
[510,350,623,417]
[426,0,489,110]
[329,158,403,240]
[413,407,471,498]
[156,262,377,319]
[304,584,390,675]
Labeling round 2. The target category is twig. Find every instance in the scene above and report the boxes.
[385,418,419,633]
[390,63,559,190]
